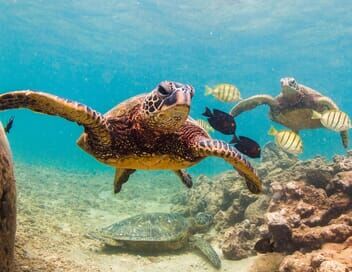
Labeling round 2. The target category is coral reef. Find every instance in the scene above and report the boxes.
[172,142,289,259]
[279,238,352,272]
[172,142,352,270]
[256,150,352,271]
[0,123,16,272]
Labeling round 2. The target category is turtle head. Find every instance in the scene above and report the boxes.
[280,77,300,96]
[141,81,194,132]
[189,212,213,233]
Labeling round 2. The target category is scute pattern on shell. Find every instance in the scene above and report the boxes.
[100,213,189,242]
[104,94,146,118]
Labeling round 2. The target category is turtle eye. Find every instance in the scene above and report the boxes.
[158,85,169,95]
[288,78,296,85]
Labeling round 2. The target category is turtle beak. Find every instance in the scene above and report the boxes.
[163,84,193,108]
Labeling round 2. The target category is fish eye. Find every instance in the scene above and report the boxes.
[157,85,169,95]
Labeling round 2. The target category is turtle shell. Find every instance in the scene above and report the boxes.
[104,94,146,118]
[99,213,191,243]
[270,85,332,131]
[103,94,208,133]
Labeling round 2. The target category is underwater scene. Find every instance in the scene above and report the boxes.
[0,0,352,271]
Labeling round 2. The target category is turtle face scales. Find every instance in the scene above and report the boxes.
[141,81,194,132]
[280,77,300,96]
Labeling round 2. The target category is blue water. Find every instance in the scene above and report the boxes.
[0,0,351,176]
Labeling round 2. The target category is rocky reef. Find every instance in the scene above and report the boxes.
[0,123,16,272]
[256,149,352,272]
[172,142,352,271]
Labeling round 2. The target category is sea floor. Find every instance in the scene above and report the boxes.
[13,161,257,272]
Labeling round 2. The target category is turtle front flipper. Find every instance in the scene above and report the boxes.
[230,94,276,117]
[189,236,221,269]
[0,91,111,145]
[114,169,136,193]
[173,170,193,188]
[194,138,262,194]
[316,96,349,148]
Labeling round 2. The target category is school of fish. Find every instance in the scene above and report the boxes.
[203,81,351,157]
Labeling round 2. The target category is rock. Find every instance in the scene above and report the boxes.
[244,195,270,225]
[327,171,352,195]
[279,252,315,272]
[255,152,352,272]
[172,171,260,231]
[0,123,16,272]
[248,253,284,272]
[279,239,352,272]
[333,153,352,172]
[221,220,259,260]
[318,260,348,272]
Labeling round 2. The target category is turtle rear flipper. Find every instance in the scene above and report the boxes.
[230,94,276,117]
[0,91,111,145]
[189,236,221,269]
[114,169,136,193]
[173,169,193,188]
[340,130,349,148]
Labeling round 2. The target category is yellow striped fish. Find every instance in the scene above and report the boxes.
[195,119,214,133]
[268,127,303,155]
[205,83,241,102]
[311,110,352,132]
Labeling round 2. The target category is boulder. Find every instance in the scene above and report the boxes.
[0,123,16,272]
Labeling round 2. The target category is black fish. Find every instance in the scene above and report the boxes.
[230,135,261,158]
[254,237,275,253]
[202,107,236,135]
[4,116,14,134]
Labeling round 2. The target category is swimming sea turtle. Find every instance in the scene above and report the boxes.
[230,77,349,148]
[87,212,221,268]
[0,81,262,194]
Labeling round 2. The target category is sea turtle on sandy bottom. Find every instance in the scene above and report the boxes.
[86,212,221,269]
[0,81,261,194]
[230,77,349,148]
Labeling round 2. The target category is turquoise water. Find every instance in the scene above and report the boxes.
[0,0,351,176]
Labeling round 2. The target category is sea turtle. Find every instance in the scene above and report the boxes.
[0,81,262,194]
[230,77,349,148]
[86,212,221,268]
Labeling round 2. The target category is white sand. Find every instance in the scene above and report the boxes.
[14,161,257,271]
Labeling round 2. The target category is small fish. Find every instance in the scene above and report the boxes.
[205,83,241,102]
[195,119,214,133]
[202,107,236,135]
[4,116,14,134]
[268,126,303,155]
[311,110,352,132]
[230,135,261,158]
[254,237,275,253]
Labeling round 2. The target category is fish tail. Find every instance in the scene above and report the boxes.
[268,126,277,136]
[205,85,213,96]
[311,110,322,119]
[229,134,239,144]
[202,107,212,118]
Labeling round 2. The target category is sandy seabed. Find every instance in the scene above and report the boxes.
[13,161,256,272]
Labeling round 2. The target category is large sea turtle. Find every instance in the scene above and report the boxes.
[230,77,349,148]
[0,81,262,193]
[87,212,221,268]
